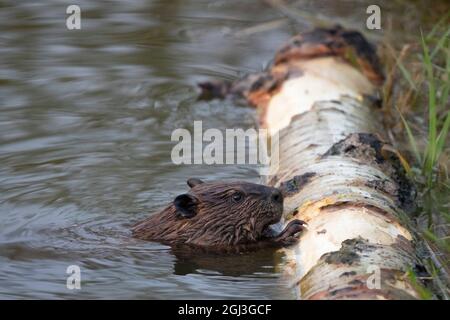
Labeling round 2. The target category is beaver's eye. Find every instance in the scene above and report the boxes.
[231,191,244,203]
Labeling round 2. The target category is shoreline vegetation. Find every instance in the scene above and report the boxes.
[382,14,450,299]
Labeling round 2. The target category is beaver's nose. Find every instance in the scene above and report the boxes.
[270,189,283,204]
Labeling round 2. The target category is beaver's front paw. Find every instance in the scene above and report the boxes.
[274,219,306,246]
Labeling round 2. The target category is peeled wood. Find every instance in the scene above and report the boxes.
[201,26,425,299]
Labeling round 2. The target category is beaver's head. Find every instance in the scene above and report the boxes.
[132,179,284,247]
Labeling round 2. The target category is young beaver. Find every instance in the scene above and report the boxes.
[132,178,305,251]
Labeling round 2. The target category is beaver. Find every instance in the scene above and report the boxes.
[132,178,305,252]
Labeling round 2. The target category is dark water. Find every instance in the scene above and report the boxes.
[0,0,440,299]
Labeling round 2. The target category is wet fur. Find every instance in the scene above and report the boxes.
[132,181,283,248]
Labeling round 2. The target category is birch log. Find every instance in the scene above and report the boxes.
[200,26,425,299]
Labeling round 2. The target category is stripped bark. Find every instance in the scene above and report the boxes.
[200,26,426,299]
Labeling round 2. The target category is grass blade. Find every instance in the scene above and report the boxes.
[421,30,438,185]
[430,27,450,59]
[396,106,422,164]
[435,110,450,158]
[397,59,418,90]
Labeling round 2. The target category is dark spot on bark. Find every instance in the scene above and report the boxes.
[349,279,364,286]
[329,286,362,297]
[324,107,347,115]
[279,172,316,196]
[344,144,357,153]
[324,249,360,266]
[306,143,318,149]
[357,133,384,162]
[363,93,383,109]
[345,238,376,252]
[322,237,376,265]
[365,179,397,195]
[323,237,377,266]
[321,133,384,163]
[391,163,416,212]
[340,271,357,277]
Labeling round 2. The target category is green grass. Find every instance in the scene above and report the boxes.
[393,19,450,298]
[396,25,450,191]
[396,24,449,231]
[407,267,433,300]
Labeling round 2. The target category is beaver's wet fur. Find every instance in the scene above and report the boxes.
[132,179,305,251]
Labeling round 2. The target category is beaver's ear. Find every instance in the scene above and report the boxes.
[174,194,199,218]
[187,178,204,188]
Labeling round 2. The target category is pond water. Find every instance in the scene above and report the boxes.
[0,0,441,299]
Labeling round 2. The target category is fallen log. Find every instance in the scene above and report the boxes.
[200,26,427,299]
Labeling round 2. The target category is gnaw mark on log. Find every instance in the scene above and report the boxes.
[198,70,289,105]
[279,172,317,197]
[321,133,416,212]
[198,25,384,104]
[274,25,385,85]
